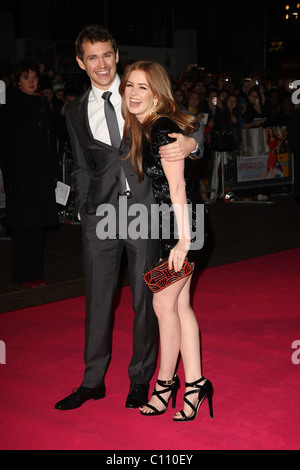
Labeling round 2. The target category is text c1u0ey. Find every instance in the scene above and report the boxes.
[105,453,194,466]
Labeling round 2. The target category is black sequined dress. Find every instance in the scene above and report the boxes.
[142,117,204,262]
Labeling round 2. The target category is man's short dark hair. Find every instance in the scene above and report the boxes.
[75,24,118,60]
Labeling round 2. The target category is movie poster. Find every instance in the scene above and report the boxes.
[237,127,289,182]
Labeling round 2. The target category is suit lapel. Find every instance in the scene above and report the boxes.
[78,87,124,151]
[74,88,106,150]
[78,87,128,155]
[79,88,95,143]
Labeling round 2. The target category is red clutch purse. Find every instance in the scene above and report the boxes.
[143,257,194,293]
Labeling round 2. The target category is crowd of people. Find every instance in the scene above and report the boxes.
[0,57,299,229]
[173,65,296,132]
[1,59,298,146]
[172,65,299,202]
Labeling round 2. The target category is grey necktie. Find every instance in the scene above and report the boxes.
[102,91,126,194]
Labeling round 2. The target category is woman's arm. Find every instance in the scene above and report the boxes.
[159,122,204,161]
[160,157,191,272]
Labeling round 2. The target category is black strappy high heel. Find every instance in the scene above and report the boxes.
[173,376,213,422]
[139,375,180,416]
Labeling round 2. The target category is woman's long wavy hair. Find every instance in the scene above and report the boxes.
[119,60,200,181]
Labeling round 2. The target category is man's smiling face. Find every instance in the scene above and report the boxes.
[76,40,119,90]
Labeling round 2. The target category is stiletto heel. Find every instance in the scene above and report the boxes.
[173,376,214,422]
[140,375,180,416]
[207,390,214,419]
[172,386,177,409]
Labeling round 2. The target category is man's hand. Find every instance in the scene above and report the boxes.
[159,133,197,162]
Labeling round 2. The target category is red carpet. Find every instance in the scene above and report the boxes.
[1,248,300,450]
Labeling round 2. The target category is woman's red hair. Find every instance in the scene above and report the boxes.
[119,60,199,181]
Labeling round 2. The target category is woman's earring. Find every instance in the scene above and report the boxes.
[150,100,158,115]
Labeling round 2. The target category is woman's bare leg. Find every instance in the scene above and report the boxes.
[139,275,190,414]
[173,276,205,419]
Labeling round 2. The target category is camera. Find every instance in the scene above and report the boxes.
[212,97,218,105]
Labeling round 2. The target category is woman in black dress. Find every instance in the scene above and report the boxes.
[0,60,58,287]
[120,61,213,422]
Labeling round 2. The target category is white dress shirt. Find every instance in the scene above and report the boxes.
[87,75,130,194]
[88,74,124,144]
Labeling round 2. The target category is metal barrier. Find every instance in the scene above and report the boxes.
[208,126,294,202]
[58,145,79,224]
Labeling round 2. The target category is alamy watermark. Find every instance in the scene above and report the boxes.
[95,199,205,251]
[291,340,300,365]
[291,80,300,105]
[0,340,6,364]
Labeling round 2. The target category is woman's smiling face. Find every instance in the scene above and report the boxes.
[124,70,157,123]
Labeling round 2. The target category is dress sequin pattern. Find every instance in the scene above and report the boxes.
[142,117,204,262]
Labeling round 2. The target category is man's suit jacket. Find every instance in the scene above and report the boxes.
[65,87,204,216]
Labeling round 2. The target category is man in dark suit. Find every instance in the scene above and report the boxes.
[55,24,204,411]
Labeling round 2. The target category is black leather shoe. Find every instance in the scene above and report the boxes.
[125,383,149,408]
[55,386,106,410]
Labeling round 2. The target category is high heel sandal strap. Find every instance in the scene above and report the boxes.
[157,375,177,387]
[183,377,209,414]
[183,391,198,414]
[173,377,213,422]
[185,376,205,388]
[152,375,178,408]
